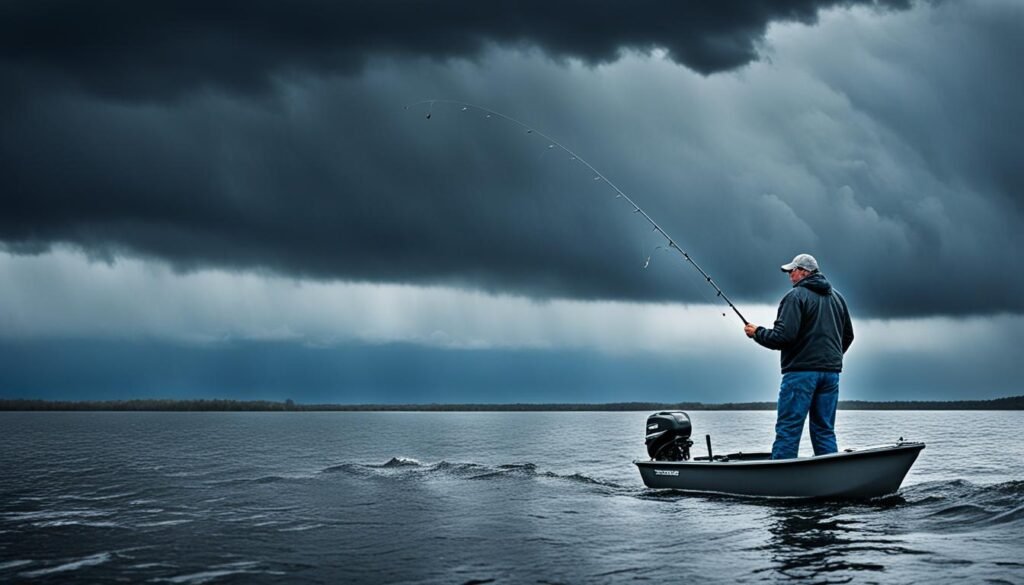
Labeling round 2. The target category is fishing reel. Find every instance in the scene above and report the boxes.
[645,411,693,461]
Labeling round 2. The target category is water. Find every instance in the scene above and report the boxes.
[1,411,1022,584]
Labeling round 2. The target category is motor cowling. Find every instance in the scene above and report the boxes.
[645,411,693,461]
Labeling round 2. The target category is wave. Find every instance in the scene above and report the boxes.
[432,461,487,475]
[136,519,195,528]
[320,463,366,475]
[322,457,427,475]
[276,523,324,532]
[207,457,597,485]
[904,478,1024,499]
[201,475,286,486]
[550,472,621,488]
[155,561,263,585]
[317,458,621,488]
[54,491,139,502]
[898,479,1024,530]
[381,456,422,467]
[32,519,122,528]
[720,479,1024,533]
[156,568,248,584]
[205,473,322,486]
[19,552,113,578]
[3,509,113,522]
[252,475,288,484]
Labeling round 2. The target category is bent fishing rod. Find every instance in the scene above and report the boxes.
[406,99,749,326]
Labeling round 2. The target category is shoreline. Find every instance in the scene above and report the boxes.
[1,396,1022,412]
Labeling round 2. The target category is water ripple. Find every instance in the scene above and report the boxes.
[18,552,113,578]
[2,411,1021,584]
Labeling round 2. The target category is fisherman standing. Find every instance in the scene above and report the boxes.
[744,254,854,460]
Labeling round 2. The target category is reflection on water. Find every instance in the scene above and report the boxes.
[757,500,928,583]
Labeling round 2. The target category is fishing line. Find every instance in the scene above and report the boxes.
[640,236,722,313]
[405,99,749,325]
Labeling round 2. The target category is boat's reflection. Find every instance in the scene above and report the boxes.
[755,498,922,582]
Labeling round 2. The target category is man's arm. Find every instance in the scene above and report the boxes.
[752,292,802,350]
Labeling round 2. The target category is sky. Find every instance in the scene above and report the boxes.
[1,0,1021,403]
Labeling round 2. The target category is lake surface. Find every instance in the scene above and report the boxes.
[1,411,1022,584]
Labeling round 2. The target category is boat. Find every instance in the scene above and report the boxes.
[635,411,925,499]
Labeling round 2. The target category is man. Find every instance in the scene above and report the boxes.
[743,253,854,459]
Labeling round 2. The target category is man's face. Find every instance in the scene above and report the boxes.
[787,267,807,285]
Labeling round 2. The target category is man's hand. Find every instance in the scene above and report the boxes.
[744,323,758,338]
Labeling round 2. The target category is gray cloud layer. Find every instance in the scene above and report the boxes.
[1,0,906,100]
[2,1,1021,318]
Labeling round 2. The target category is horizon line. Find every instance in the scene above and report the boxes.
[1,395,1021,411]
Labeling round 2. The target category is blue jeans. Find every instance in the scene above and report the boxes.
[771,371,839,459]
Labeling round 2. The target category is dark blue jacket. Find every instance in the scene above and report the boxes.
[753,273,854,373]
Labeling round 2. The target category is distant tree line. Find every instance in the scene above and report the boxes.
[1,396,1022,411]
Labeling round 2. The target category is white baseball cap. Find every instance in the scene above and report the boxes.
[781,253,819,273]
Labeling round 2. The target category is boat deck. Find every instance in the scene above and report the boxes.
[693,452,772,462]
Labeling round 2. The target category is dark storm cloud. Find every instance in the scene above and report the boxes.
[0,88,664,302]
[1,0,1021,319]
[0,0,907,101]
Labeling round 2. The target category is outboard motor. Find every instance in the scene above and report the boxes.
[645,411,693,461]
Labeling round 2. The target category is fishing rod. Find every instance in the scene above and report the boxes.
[406,99,749,326]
